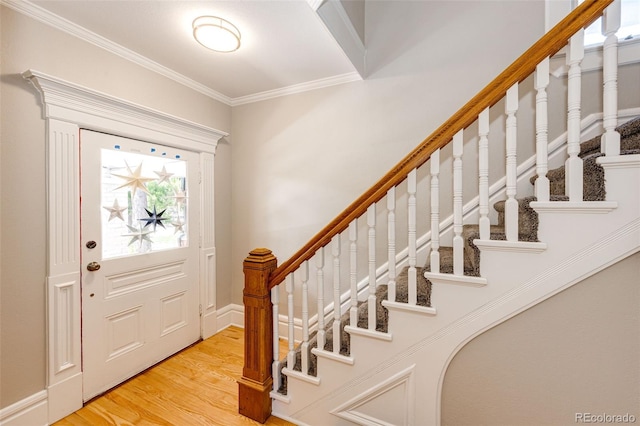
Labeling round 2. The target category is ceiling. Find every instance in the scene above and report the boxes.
[23,0,361,105]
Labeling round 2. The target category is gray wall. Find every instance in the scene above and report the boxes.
[230,0,545,303]
[0,5,232,407]
[442,251,640,425]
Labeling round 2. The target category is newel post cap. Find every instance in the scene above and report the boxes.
[244,248,277,264]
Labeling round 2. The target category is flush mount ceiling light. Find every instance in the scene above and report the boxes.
[193,16,241,53]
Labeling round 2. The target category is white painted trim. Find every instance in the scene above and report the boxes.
[312,348,355,365]
[23,70,227,153]
[46,373,82,423]
[330,364,416,426]
[345,326,393,342]
[472,240,548,253]
[22,70,227,424]
[230,72,362,107]
[382,300,437,316]
[3,0,362,105]
[423,272,488,288]
[530,200,618,213]
[270,390,292,404]
[282,368,322,386]
[0,391,48,426]
[598,153,640,168]
[215,303,245,331]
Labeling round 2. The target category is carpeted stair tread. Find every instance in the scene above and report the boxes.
[492,197,540,241]
[530,116,640,200]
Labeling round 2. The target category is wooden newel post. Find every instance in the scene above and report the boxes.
[238,248,277,423]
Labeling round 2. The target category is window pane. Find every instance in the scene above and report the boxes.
[101,148,188,259]
[582,0,640,46]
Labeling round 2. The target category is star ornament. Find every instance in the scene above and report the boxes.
[171,218,186,234]
[154,165,174,184]
[112,161,155,196]
[171,189,188,206]
[103,198,127,222]
[123,224,153,247]
[139,205,168,231]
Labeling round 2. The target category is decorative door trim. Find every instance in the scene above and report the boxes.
[23,69,227,423]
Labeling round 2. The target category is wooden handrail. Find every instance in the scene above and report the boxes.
[268,0,612,289]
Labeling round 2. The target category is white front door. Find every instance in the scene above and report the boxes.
[80,130,201,400]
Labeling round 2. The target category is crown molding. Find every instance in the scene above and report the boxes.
[230,72,362,106]
[3,0,363,106]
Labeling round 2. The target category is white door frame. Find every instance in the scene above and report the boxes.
[23,69,228,424]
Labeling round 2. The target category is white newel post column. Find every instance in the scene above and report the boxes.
[430,150,441,272]
[452,131,464,274]
[349,221,358,327]
[367,205,377,330]
[408,169,418,304]
[286,275,296,369]
[535,58,551,202]
[316,248,325,350]
[505,83,519,241]
[271,285,281,392]
[478,109,490,240]
[601,0,621,156]
[387,188,397,302]
[565,30,585,202]
[334,234,344,352]
[300,261,310,374]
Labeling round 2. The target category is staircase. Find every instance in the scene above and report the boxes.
[237,1,640,424]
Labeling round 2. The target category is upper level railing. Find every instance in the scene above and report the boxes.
[238,0,619,422]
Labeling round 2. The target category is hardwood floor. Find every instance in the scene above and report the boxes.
[55,326,294,426]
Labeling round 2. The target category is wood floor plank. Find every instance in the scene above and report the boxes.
[54,327,294,426]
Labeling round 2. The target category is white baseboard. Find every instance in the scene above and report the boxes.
[0,391,47,426]
[215,303,245,331]
[47,372,82,424]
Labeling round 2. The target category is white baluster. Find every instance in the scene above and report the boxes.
[367,204,376,330]
[286,274,295,370]
[478,108,490,240]
[535,58,551,202]
[452,132,464,275]
[505,83,519,241]
[301,261,310,375]
[332,234,341,354]
[349,221,358,328]
[430,149,440,273]
[271,285,281,393]
[601,0,621,156]
[408,169,417,304]
[316,247,325,351]
[566,30,585,202]
[387,187,397,302]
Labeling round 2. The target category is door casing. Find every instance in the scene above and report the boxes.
[24,70,227,423]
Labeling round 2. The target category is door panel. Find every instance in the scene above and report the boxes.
[80,130,200,400]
